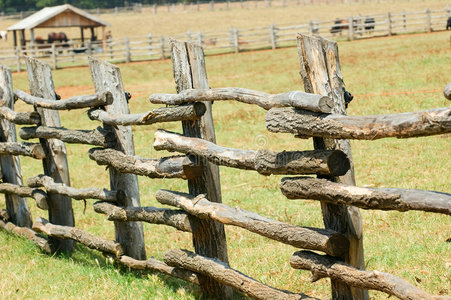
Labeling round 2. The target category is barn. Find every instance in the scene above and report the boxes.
[7,4,110,49]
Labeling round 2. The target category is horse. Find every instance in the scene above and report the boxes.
[447,17,451,30]
[330,19,350,35]
[47,32,68,44]
[364,17,375,33]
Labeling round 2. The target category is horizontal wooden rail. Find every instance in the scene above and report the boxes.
[164,249,317,300]
[149,87,333,113]
[32,217,124,257]
[156,189,349,257]
[0,217,51,254]
[15,89,113,110]
[93,202,192,232]
[88,148,202,179]
[266,107,451,139]
[0,182,48,210]
[280,177,451,215]
[290,250,447,300]
[0,107,40,125]
[87,102,206,126]
[20,126,116,147]
[154,129,350,176]
[27,175,123,203]
[119,255,200,285]
[0,142,45,159]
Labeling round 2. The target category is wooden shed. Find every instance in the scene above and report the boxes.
[7,4,110,48]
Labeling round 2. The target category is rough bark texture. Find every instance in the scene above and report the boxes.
[27,175,123,202]
[0,66,32,227]
[93,201,192,232]
[88,147,201,179]
[164,249,317,300]
[87,102,206,126]
[26,57,75,253]
[156,189,349,257]
[0,107,40,125]
[266,107,451,140]
[0,218,51,253]
[0,182,48,210]
[149,87,333,113]
[20,126,116,147]
[15,89,113,110]
[444,83,451,100]
[119,256,200,285]
[297,34,366,299]
[281,177,451,215]
[0,142,45,159]
[290,251,447,300]
[154,129,350,176]
[32,217,124,257]
[89,57,146,260]
[171,40,231,298]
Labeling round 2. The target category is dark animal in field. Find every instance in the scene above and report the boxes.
[47,32,68,44]
[343,87,354,108]
[330,19,351,34]
[364,17,375,32]
[447,17,451,30]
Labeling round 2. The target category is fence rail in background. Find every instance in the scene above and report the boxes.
[0,7,449,72]
[0,32,450,299]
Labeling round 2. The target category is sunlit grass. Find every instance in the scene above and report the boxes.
[1,29,450,299]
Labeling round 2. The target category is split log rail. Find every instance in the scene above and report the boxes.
[0,34,449,300]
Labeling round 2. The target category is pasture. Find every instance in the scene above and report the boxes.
[0,2,450,299]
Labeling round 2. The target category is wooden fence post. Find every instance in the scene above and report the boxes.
[269,24,277,49]
[15,47,21,72]
[170,40,232,299]
[0,65,32,228]
[88,57,146,260]
[348,16,355,41]
[231,28,239,53]
[153,3,157,14]
[125,37,131,63]
[148,33,153,57]
[197,31,203,47]
[160,36,166,59]
[25,57,74,253]
[51,44,57,70]
[297,34,368,300]
[387,12,392,36]
[425,8,431,33]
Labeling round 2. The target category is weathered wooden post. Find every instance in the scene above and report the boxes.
[160,36,166,59]
[197,31,203,47]
[425,8,431,33]
[15,47,21,72]
[170,40,232,299]
[88,57,146,260]
[0,66,32,228]
[51,44,57,70]
[297,34,368,299]
[348,16,355,41]
[25,57,74,252]
[387,12,392,36]
[269,24,277,49]
[231,28,239,53]
[148,34,153,57]
[125,37,131,63]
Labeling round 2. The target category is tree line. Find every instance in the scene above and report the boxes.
[0,0,195,13]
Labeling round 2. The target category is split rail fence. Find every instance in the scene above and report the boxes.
[0,33,450,299]
[1,7,450,72]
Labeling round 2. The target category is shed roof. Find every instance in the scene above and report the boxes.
[7,4,110,31]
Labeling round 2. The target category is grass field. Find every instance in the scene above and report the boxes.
[0,10,450,300]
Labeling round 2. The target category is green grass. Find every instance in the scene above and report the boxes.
[1,30,450,299]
